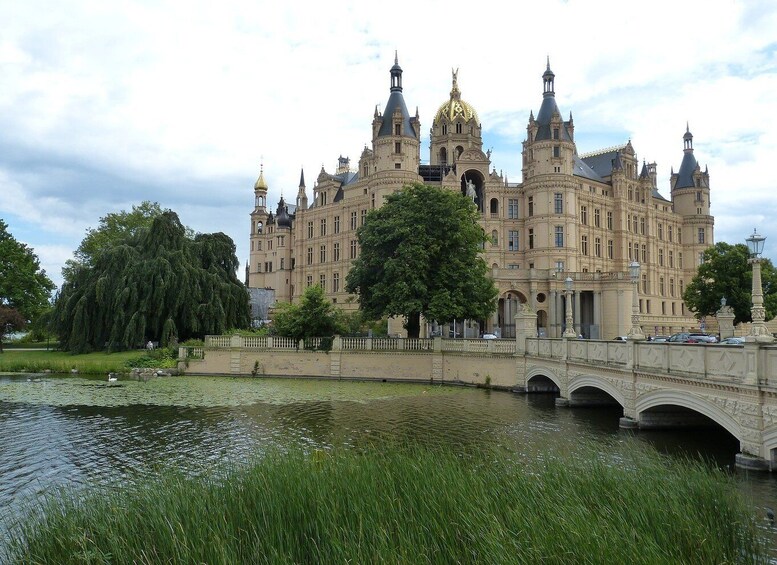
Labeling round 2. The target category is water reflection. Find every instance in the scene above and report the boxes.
[1,373,775,556]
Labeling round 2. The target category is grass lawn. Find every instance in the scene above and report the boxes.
[0,349,154,374]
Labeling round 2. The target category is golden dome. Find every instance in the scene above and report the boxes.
[254,167,268,191]
[434,69,479,124]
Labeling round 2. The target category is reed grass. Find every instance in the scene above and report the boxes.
[0,350,146,374]
[7,442,768,564]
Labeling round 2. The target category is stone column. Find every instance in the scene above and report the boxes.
[715,303,735,339]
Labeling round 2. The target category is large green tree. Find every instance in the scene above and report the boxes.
[52,211,249,353]
[0,220,55,351]
[272,285,345,348]
[683,241,777,325]
[345,183,498,338]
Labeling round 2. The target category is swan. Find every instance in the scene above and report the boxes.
[108,373,118,382]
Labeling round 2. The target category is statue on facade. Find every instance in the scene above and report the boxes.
[465,178,477,202]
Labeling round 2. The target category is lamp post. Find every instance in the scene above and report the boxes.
[745,229,774,343]
[562,276,577,338]
[627,261,645,340]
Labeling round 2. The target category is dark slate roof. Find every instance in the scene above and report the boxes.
[572,155,603,181]
[534,96,572,141]
[674,151,698,189]
[652,188,670,202]
[333,186,344,203]
[580,148,624,178]
[377,90,415,138]
[335,171,359,185]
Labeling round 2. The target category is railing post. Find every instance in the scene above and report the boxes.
[366,337,372,351]
[230,334,243,348]
[433,336,442,352]
[332,335,342,351]
[267,336,273,349]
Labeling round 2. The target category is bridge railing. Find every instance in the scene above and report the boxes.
[201,335,515,355]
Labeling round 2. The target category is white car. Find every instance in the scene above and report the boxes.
[482,333,498,339]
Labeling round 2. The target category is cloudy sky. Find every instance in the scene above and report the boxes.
[1,0,776,289]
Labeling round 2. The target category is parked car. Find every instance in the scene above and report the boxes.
[612,336,628,341]
[652,335,669,342]
[720,336,745,345]
[668,332,717,343]
[481,333,498,340]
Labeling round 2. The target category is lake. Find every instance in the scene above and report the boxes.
[1,373,775,557]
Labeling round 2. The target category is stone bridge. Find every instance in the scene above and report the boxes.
[516,336,777,471]
[182,325,777,471]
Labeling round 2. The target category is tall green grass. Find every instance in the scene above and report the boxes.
[7,442,768,564]
[0,350,169,374]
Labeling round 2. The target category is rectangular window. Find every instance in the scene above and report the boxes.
[307,247,313,265]
[659,248,664,266]
[580,206,587,225]
[257,241,262,251]
[555,260,565,272]
[333,272,340,293]
[668,226,672,242]
[268,239,272,250]
[670,278,675,296]
[554,193,563,214]
[350,240,357,259]
[395,123,401,135]
[361,209,367,226]
[595,237,601,257]
[658,223,663,240]
[698,228,705,244]
[669,250,674,268]
[320,245,326,263]
[641,244,646,263]
[581,235,588,255]
[660,277,665,296]
[642,274,648,294]
[607,240,613,259]
[640,217,645,235]
[334,215,340,234]
[280,258,285,270]
[679,252,683,268]
[677,228,682,244]
[508,264,519,269]
[350,211,357,230]
[528,228,534,250]
[333,242,340,262]
[320,219,327,236]
[627,216,632,232]
[508,230,519,251]
[594,208,600,228]
[528,196,534,217]
[394,142,401,153]
[319,274,326,291]
[306,275,312,287]
[607,211,613,230]
[508,199,519,219]
[554,225,564,247]
[307,221,313,238]
[628,242,633,260]
[553,145,560,158]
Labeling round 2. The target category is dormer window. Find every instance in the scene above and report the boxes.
[455,123,462,134]
[394,123,401,135]
[442,124,448,135]
[553,128,559,140]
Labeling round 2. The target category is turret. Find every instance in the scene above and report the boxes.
[296,168,308,209]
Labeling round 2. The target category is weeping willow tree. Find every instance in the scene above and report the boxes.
[52,211,249,353]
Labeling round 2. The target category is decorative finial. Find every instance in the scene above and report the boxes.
[394,50,398,65]
[546,55,550,71]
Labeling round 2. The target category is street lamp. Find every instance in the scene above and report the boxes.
[562,276,577,338]
[627,261,645,340]
[745,229,774,343]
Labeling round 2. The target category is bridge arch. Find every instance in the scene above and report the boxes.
[635,390,742,441]
[525,366,562,392]
[568,375,625,407]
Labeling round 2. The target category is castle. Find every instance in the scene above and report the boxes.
[247,56,713,339]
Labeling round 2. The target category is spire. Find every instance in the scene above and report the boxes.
[390,51,403,92]
[639,159,649,179]
[542,57,555,97]
[299,168,305,188]
[683,122,694,151]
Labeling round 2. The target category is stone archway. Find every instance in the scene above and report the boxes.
[498,290,527,338]
[460,170,484,212]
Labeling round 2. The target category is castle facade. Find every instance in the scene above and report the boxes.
[247,57,713,339]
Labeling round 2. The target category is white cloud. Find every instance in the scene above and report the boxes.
[1,0,777,285]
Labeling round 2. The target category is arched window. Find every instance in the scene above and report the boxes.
[439,147,447,166]
[456,146,464,159]
[456,122,462,134]
[490,198,498,215]
[491,230,498,246]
